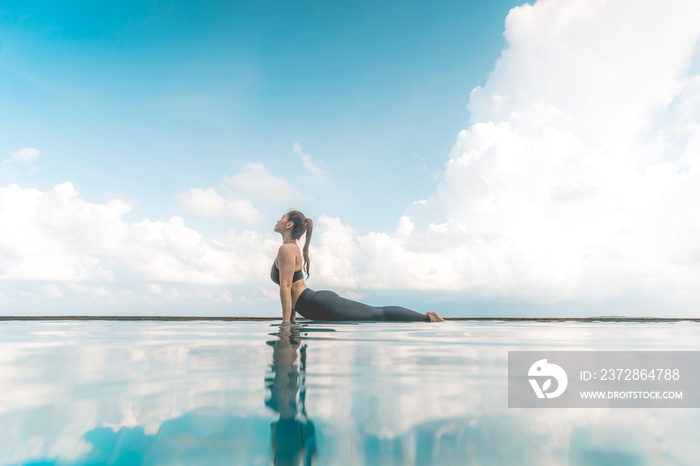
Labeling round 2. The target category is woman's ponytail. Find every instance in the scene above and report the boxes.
[302,218,312,278]
[285,210,313,278]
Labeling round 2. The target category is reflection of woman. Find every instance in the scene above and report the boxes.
[272,210,445,323]
[265,324,317,466]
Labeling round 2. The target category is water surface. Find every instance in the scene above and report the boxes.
[1,320,699,465]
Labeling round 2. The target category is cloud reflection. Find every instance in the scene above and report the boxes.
[0,321,699,465]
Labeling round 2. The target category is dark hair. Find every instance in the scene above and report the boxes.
[286,210,313,278]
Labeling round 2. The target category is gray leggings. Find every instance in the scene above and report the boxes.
[294,288,430,322]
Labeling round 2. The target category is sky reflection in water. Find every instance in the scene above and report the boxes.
[1,320,699,465]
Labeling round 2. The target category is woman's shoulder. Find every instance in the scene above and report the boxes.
[277,243,300,256]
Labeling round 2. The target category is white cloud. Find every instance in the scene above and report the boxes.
[310,215,467,292]
[310,0,700,308]
[68,284,111,297]
[178,162,299,223]
[0,183,280,296]
[293,142,325,178]
[468,0,700,145]
[175,187,262,223]
[395,216,414,238]
[312,216,361,290]
[43,284,63,299]
[0,183,125,282]
[9,148,40,164]
[422,0,700,303]
[223,162,299,202]
[2,148,40,172]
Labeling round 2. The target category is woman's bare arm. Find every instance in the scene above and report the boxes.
[276,244,297,323]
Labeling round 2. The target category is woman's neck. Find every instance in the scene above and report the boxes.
[281,231,296,244]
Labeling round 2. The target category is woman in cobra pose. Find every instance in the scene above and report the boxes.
[272,210,445,323]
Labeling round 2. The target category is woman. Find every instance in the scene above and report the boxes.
[272,210,445,323]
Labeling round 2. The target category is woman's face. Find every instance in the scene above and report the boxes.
[274,214,289,233]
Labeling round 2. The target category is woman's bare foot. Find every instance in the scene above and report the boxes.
[425,311,446,322]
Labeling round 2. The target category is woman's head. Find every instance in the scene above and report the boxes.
[277,210,313,277]
[284,210,310,241]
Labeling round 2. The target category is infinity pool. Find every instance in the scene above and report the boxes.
[1,320,699,465]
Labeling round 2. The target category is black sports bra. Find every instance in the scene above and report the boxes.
[270,262,304,285]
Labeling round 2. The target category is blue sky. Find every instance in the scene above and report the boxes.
[1,0,699,317]
[1,0,519,233]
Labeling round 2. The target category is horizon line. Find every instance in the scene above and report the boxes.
[1,316,699,322]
